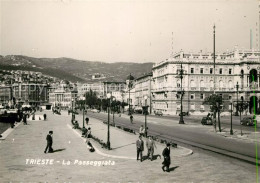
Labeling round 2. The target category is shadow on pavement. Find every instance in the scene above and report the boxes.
[169,166,179,172]
[53,148,66,153]
[112,142,135,150]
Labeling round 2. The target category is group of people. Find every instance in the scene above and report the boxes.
[136,134,171,172]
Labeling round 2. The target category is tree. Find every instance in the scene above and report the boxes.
[235,100,249,136]
[85,90,98,108]
[203,94,223,132]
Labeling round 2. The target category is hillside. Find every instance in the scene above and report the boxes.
[0,55,154,82]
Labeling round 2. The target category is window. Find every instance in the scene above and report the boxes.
[190,104,195,110]
[200,80,204,88]
[219,68,222,74]
[190,80,195,87]
[190,94,195,100]
[219,80,223,88]
[210,68,213,74]
[200,93,204,99]
[200,68,204,74]
[191,68,194,74]
[229,69,232,75]
[229,96,232,100]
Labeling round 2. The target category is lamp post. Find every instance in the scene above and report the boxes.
[82,97,85,129]
[128,73,133,115]
[179,63,185,124]
[112,97,116,125]
[230,102,233,135]
[106,93,111,150]
[71,99,74,121]
[235,82,239,116]
[144,95,148,137]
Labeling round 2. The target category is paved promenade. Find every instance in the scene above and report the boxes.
[0,110,258,182]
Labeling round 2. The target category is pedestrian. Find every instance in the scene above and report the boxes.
[130,114,133,123]
[139,125,145,137]
[136,135,144,162]
[73,121,79,129]
[43,113,47,121]
[23,113,27,125]
[146,136,156,161]
[82,127,87,137]
[162,143,171,172]
[85,117,89,125]
[86,127,91,138]
[44,131,53,153]
[86,140,95,152]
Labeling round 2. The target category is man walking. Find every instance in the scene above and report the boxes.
[85,117,89,125]
[130,114,133,124]
[139,125,145,137]
[162,143,171,172]
[136,135,144,162]
[146,136,156,161]
[44,131,53,153]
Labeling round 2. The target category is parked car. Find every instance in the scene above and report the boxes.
[201,117,213,125]
[240,116,257,126]
[91,109,100,113]
[154,110,163,116]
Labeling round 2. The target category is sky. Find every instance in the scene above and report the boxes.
[0,0,258,63]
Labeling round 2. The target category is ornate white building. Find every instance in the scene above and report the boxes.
[134,73,152,114]
[152,47,260,115]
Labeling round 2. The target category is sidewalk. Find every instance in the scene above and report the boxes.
[0,110,257,182]
[71,112,193,159]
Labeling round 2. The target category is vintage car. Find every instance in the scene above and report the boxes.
[154,110,163,116]
[240,116,257,126]
[201,117,213,125]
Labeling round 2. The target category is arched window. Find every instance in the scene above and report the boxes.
[228,80,233,89]
[200,80,204,88]
[210,80,214,88]
[190,80,195,87]
[219,80,223,88]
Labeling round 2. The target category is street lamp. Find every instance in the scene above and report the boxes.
[106,93,111,150]
[128,73,133,115]
[82,97,85,129]
[179,63,185,124]
[144,95,148,137]
[235,82,239,116]
[112,97,116,125]
[71,99,75,122]
[229,101,233,135]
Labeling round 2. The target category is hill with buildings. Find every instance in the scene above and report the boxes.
[0,55,154,82]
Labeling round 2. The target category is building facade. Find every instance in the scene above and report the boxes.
[152,48,260,115]
[78,82,104,99]
[134,73,153,114]
[49,88,78,108]
[12,83,48,106]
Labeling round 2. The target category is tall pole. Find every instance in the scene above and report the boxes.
[230,102,233,135]
[179,63,184,124]
[82,105,85,128]
[213,25,217,131]
[128,74,131,115]
[107,97,111,149]
[235,82,239,116]
[145,98,147,137]
[213,24,216,94]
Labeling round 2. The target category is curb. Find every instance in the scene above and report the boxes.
[67,123,193,159]
[0,122,22,140]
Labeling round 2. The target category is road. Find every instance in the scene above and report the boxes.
[84,111,260,165]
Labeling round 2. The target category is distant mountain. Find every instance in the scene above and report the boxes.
[0,55,154,82]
